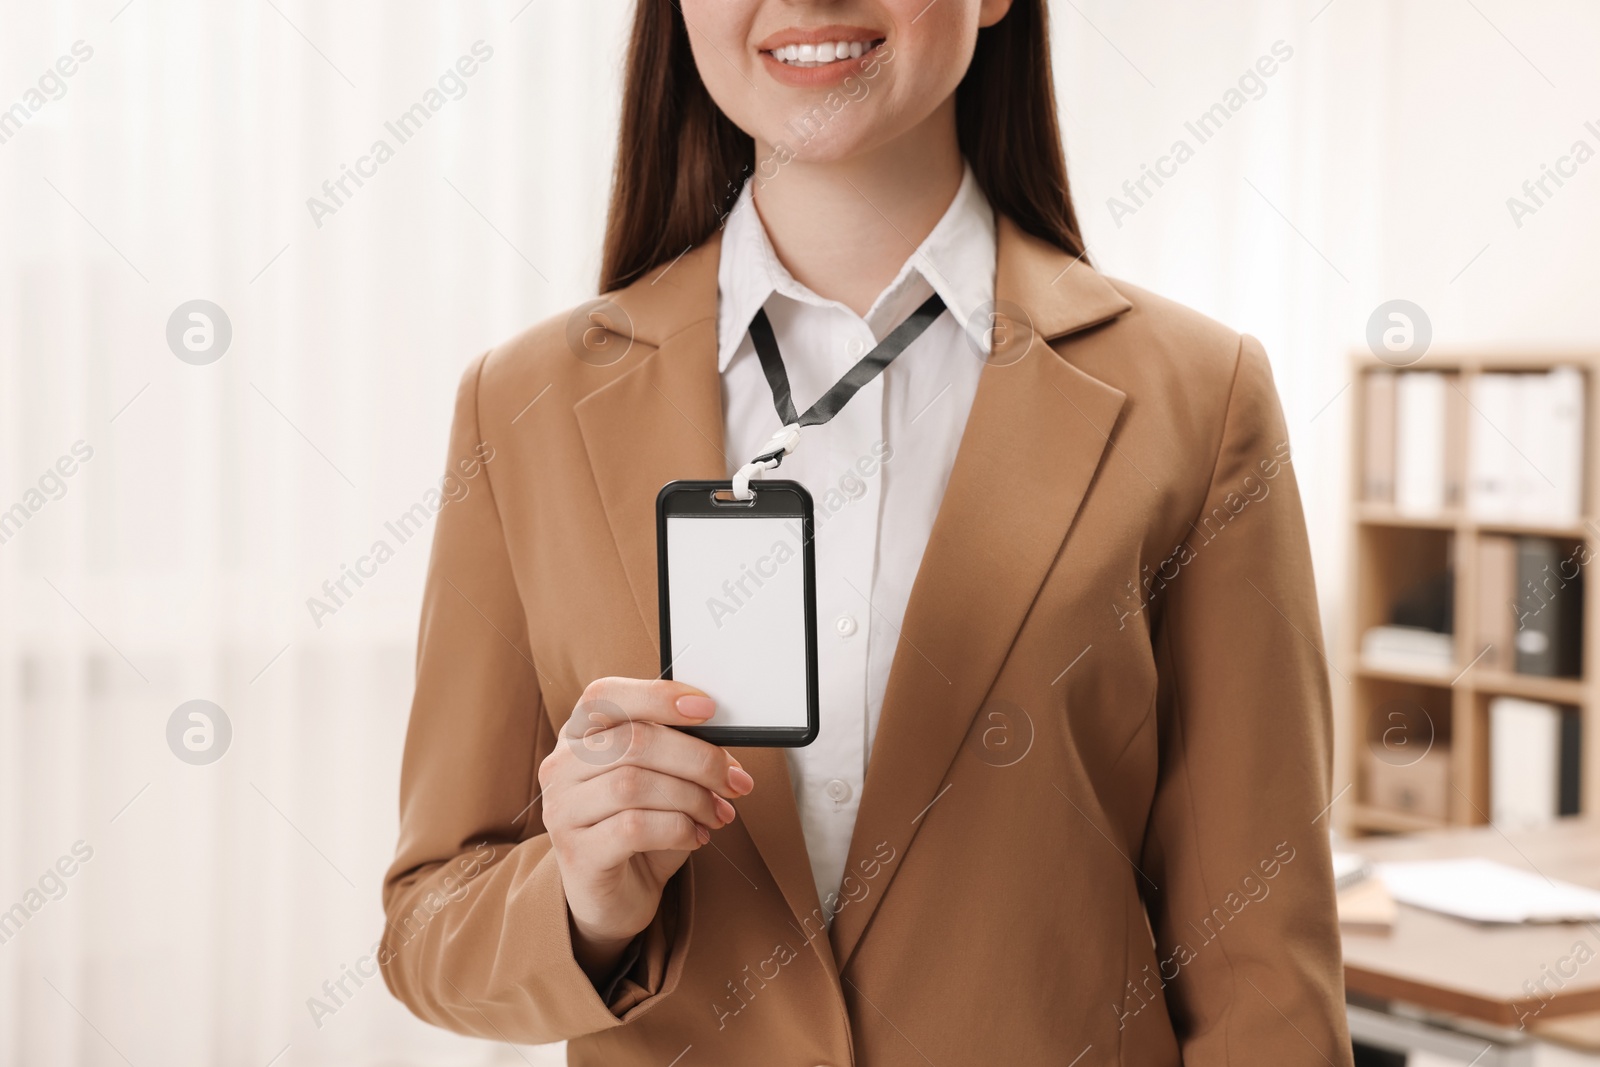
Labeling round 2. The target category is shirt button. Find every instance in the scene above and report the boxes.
[847,338,866,357]
[825,779,853,803]
[835,614,858,637]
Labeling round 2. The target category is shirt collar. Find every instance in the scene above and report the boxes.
[715,160,997,372]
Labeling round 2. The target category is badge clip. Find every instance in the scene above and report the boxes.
[731,423,802,501]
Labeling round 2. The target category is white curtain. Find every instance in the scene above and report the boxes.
[1,1,1594,1063]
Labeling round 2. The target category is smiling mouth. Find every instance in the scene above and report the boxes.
[763,38,886,67]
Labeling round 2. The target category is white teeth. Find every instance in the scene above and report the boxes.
[770,39,878,67]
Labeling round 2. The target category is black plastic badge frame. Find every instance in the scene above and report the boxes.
[655,479,820,748]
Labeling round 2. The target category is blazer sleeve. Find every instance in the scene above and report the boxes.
[1141,335,1354,1065]
[379,352,692,1044]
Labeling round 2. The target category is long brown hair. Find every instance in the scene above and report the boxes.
[599,1,1088,294]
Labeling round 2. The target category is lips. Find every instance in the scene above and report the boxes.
[755,25,888,86]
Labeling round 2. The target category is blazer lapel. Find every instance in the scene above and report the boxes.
[574,318,728,643]
[572,234,834,973]
[829,218,1134,969]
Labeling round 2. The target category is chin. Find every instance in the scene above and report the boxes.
[757,122,878,168]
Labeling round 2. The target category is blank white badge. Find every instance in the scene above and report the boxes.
[665,515,809,730]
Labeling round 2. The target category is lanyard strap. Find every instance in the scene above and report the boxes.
[730,291,947,499]
[748,291,946,428]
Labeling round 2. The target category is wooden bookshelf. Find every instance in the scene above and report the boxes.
[1342,352,1599,836]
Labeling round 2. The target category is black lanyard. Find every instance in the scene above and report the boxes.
[747,292,947,431]
[727,291,946,499]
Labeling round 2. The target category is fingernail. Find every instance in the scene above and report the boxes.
[676,695,716,720]
[729,766,755,795]
[714,795,737,824]
[695,823,711,844]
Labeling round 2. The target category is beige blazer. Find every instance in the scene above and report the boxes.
[380,213,1354,1066]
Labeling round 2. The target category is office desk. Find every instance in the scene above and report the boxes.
[1339,820,1600,1063]
[1342,819,1600,1028]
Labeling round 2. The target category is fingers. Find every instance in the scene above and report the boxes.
[582,808,707,869]
[553,678,755,799]
[566,717,753,798]
[566,677,717,731]
[554,766,737,834]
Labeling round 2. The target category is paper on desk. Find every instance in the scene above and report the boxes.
[1375,858,1600,924]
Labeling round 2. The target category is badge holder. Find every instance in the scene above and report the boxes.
[656,426,819,747]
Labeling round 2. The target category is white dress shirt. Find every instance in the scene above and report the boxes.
[715,161,996,913]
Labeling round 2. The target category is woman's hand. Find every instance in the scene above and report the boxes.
[539,677,755,983]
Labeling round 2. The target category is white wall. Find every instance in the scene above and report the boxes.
[1,1,1597,1064]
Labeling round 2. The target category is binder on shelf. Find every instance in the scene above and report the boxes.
[1363,370,1396,504]
[1489,696,1581,826]
[1443,375,1468,508]
[1511,374,1546,519]
[1467,368,1586,523]
[1475,534,1517,671]
[1395,372,1446,516]
[1514,536,1583,678]
[1467,373,1516,519]
[1544,366,1585,521]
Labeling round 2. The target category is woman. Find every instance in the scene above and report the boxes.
[381,1,1353,1063]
